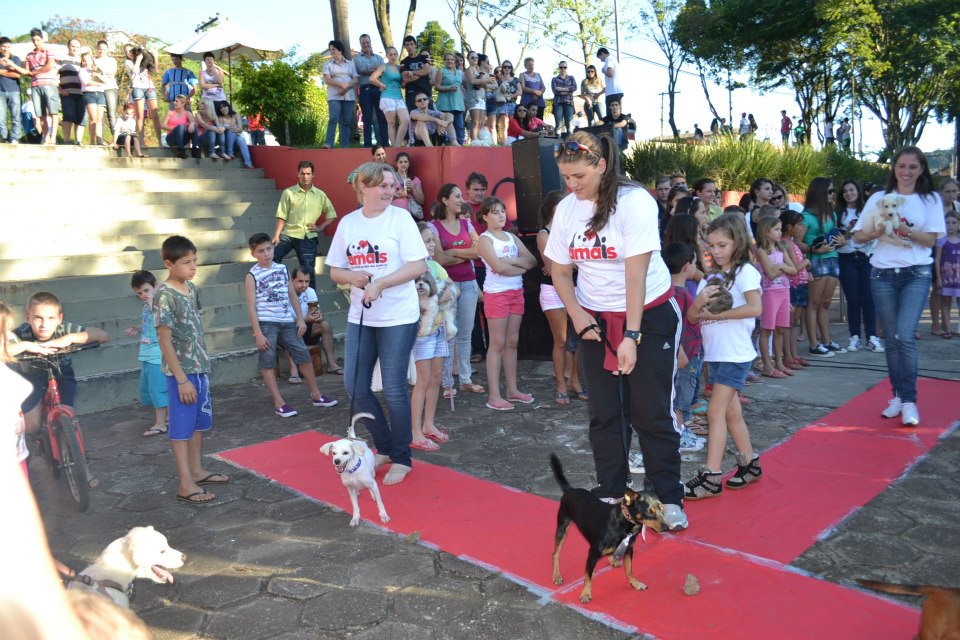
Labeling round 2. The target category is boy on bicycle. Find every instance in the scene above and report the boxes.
[153,235,227,505]
[8,292,109,438]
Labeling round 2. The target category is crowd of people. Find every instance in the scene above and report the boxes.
[0,29,265,163]
[323,34,631,148]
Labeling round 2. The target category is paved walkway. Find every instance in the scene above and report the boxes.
[34,329,960,639]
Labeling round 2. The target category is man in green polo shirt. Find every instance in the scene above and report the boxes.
[272,160,338,288]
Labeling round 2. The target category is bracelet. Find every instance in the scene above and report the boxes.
[177,379,190,385]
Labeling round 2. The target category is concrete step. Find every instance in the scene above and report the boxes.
[0,155,262,171]
[0,229,253,260]
[4,166,265,181]
[2,213,277,237]
[4,189,279,208]
[0,176,276,192]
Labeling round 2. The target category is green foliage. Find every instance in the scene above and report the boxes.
[40,15,108,45]
[538,0,611,67]
[625,137,888,194]
[416,21,456,64]
[234,58,330,147]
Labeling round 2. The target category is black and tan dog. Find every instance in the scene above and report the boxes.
[550,454,668,603]
[858,579,960,640]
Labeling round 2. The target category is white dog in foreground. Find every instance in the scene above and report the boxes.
[68,526,185,608]
[860,193,909,246]
[319,412,390,527]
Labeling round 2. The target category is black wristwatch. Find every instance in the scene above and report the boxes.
[624,329,642,345]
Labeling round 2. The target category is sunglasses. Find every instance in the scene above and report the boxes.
[770,195,782,202]
[828,189,836,194]
[559,66,567,69]
[416,97,428,102]
[503,65,512,68]
[554,141,595,158]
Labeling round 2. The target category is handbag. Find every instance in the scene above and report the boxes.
[407,198,424,220]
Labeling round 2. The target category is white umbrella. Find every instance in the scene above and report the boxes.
[165,17,282,98]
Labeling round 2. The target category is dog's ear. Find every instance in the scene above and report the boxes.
[351,442,367,457]
[623,488,639,505]
[319,442,333,456]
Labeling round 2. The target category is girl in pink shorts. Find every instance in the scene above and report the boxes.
[755,215,798,378]
[476,197,537,410]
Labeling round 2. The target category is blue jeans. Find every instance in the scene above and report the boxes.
[0,90,22,141]
[442,279,479,388]
[166,124,198,150]
[553,102,574,133]
[584,101,602,126]
[326,99,354,148]
[838,252,876,339]
[673,353,703,421]
[274,235,318,289]
[443,110,465,145]
[358,85,388,146]
[870,265,931,403]
[611,126,627,150]
[224,130,251,164]
[343,320,419,467]
[198,129,223,155]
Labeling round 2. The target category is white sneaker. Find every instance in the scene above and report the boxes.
[663,504,688,531]
[847,335,861,352]
[628,451,645,474]
[901,402,919,426]
[881,396,902,419]
[866,336,885,353]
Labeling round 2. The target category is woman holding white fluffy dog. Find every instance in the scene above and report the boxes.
[853,147,945,426]
[327,162,428,485]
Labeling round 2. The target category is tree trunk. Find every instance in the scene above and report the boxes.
[330,0,351,57]
[695,58,721,121]
[667,73,679,141]
[372,0,394,50]
[404,0,418,40]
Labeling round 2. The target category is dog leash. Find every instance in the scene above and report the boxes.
[593,314,633,482]
[347,282,374,440]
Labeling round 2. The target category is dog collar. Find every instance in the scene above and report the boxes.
[71,574,133,599]
[343,457,363,474]
[620,502,640,527]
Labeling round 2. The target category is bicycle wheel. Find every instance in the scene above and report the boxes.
[56,416,90,512]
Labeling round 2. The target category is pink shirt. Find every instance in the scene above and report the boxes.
[430,219,477,283]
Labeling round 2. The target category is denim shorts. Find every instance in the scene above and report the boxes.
[497,102,516,117]
[413,326,448,361]
[139,361,169,408]
[674,353,703,417]
[706,360,753,391]
[810,256,840,279]
[485,97,497,116]
[32,84,60,116]
[131,86,158,101]
[258,321,310,369]
[166,373,212,440]
[790,283,809,308]
[83,91,106,107]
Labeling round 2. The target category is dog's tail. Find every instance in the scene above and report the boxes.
[348,412,376,440]
[549,454,572,492]
[857,579,937,598]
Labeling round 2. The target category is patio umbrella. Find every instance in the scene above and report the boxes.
[165,17,282,99]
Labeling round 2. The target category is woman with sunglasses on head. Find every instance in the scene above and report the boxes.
[580,65,605,126]
[835,179,882,353]
[853,148,945,426]
[543,131,687,532]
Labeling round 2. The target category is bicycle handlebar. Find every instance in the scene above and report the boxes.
[15,341,101,367]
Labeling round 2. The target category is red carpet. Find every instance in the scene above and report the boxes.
[218,378,958,638]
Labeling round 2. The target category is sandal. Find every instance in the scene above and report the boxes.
[142,425,168,437]
[423,429,449,443]
[326,366,344,375]
[796,357,810,366]
[470,354,484,363]
[775,366,795,376]
[460,382,485,394]
[485,400,514,411]
[507,393,534,404]
[737,392,753,405]
[555,392,571,405]
[783,360,804,370]
[443,387,457,399]
[685,420,709,436]
[410,439,440,451]
[288,376,302,384]
[761,368,787,379]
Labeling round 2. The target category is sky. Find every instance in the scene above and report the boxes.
[5,2,953,159]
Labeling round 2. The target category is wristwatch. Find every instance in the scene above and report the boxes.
[624,329,642,345]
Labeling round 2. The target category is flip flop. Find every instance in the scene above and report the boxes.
[761,369,788,379]
[460,382,486,394]
[326,366,344,375]
[555,393,571,405]
[176,490,213,505]
[142,425,168,437]
[485,400,514,411]
[196,473,229,485]
[685,421,709,436]
[410,439,440,451]
[288,376,303,385]
[507,393,534,404]
[424,429,449,443]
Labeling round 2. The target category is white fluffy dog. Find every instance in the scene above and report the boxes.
[69,526,185,608]
[415,271,458,339]
[860,193,906,243]
[319,412,390,527]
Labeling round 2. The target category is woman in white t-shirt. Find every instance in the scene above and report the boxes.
[853,147,945,427]
[543,131,686,531]
[327,162,429,486]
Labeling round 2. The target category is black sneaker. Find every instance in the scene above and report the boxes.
[684,469,723,500]
[726,453,762,489]
[809,343,835,357]
[825,341,847,354]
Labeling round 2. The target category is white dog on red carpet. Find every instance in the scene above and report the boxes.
[319,412,390,527]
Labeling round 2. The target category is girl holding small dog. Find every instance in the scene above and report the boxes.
[478,197,537,410]
[835,179,882,352]
[755,215,797,378]
[544,132,688,531]
[854,147,945,426]
[800,177,847,357]
[684,213,764,500]
[410,223,458,450]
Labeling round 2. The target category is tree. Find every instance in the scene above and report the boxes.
[329,0,352,57]
[372,0,419,51]
[415,21,456,63]
[638,0,689,141]
[537,0,612,68]
[475,0,530,64]
[446,0,473,54]
[233,59,308,146]
[40,15,108,45]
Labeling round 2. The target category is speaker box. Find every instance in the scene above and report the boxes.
[511,136,562,234]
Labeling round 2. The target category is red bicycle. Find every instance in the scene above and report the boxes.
[19,343,99,512]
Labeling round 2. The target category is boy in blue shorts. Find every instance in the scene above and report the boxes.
[245,233,337,418]
[153,235,226,505]
[125,271,169,437]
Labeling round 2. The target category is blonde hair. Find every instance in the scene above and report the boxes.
[351,161,398,196]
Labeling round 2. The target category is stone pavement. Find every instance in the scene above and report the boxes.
[33,327,960,640]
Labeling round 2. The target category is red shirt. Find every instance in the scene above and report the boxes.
[248,112,266,132]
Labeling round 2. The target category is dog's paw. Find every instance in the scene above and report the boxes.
[552,575,563,585]
[380,513,391,524]
[349,517,361,527]
[610,559,623,568]
[579,592,592,603]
